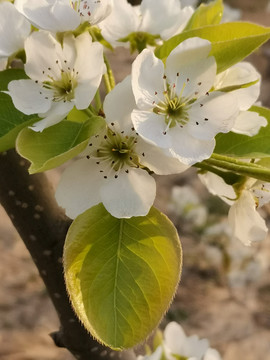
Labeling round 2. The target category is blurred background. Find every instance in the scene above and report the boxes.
[1,0,270,359]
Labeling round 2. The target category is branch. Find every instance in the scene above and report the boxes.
[0,150,136,360]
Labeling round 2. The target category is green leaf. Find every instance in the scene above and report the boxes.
[64,204,182,350]
[184,0,223,31]
[16,116,105,173]
[0,70,39,151]
[155,22,270,73]
[214,106,270,158]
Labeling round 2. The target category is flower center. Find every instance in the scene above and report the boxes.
[70,0,91,17]
[43,70,78,102]
[86,127,142,178]
[153,75,192,133]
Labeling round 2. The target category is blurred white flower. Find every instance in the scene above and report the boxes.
[14,0,112,32]
[0,1,31,65]
[138,322,222,360]
[7,31,105,132]
[131,37,239,165]
[169,185,208,227]
[56,76,188,219]
[222,4,242,23]
[199,172,270,245]
[100,0,194,48]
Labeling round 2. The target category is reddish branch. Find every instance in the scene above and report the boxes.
[0,150,135,360]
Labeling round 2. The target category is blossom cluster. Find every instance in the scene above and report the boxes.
[138,322,222,360]
[0,0,269,247]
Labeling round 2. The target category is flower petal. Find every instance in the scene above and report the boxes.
[140,0,193,40]
[24,31,62,81]
[198,172,236,206]
[214,62,260,110]
[188,91,239,141]
[204,348,222,360]
[136,137,189,175]
[169,126,215,165]
[31,101,73,132]
[0,2,31,57]
[7,79,52,115]
[165,37,216,99]
[228,190,268,245]
[55,158,102,219]
[232,110,267,136]
[132,49,165,110]
[100,168,156,218]
[15,0,80,31]
[100,0,139,46]
[164,322,187,355]
[104,75,136,133]
[131,109,172,148]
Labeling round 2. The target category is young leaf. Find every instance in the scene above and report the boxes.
[184,0,223,31]
[64,204,182,350]
[0,69,39,151]
[214,106,270,158]
[16,117,105,173]
[155,22,270,73]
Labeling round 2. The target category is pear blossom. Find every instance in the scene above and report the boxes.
[199,171,270,245]
[0,1,31,65]
[137,322,222,360]
[7,31,105,132]
[55,76,188,219]
[99,0,194,49]
[14,0,112,32]
[131,37,240,165]
[214,62,267,136]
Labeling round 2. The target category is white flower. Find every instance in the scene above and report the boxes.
[7,31,105,132]
[56,76,188,219]
[199,172,270,245]
[214,62,267,136]
[131,37,239,165]
[0,1,31,64]
[14,0,112,32]
[99,0,194,48]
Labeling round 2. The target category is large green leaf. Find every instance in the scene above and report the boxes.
[214,106,270,158]
[0,69,39,151]
[155,22,270,73]
[16,116,105,173]
[184,0,223,31]
[64,204,182,350]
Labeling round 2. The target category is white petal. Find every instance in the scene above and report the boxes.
[228,190,268,245]
[214,62,260,110]
[169,126,215,165]
[250,181,270,208]
[100,168,156,218]
[7,79,52,115]
[75,33,105,83]
[31,101,73,132]
[15,0,80,31]
[100,0,139,46]
[185,335,209,359]
[204,348,222,360]
[55,158,102,219]
[24,31,62,81]
[164,322,187,355]
[165,37,216,99]
[78,0,112,25]
[198,172,236,205]
[131,109,172,148]
[0,2,31,57]
[188,91,239,141]
[103,75,136,133]
[140,0,193,40]
[132,49,165,110]
[136,137,189,175]
[232,110,267,136]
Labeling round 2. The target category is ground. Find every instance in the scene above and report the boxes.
[1,1,270,359]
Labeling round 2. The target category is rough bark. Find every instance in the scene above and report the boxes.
[0,149,135,360]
